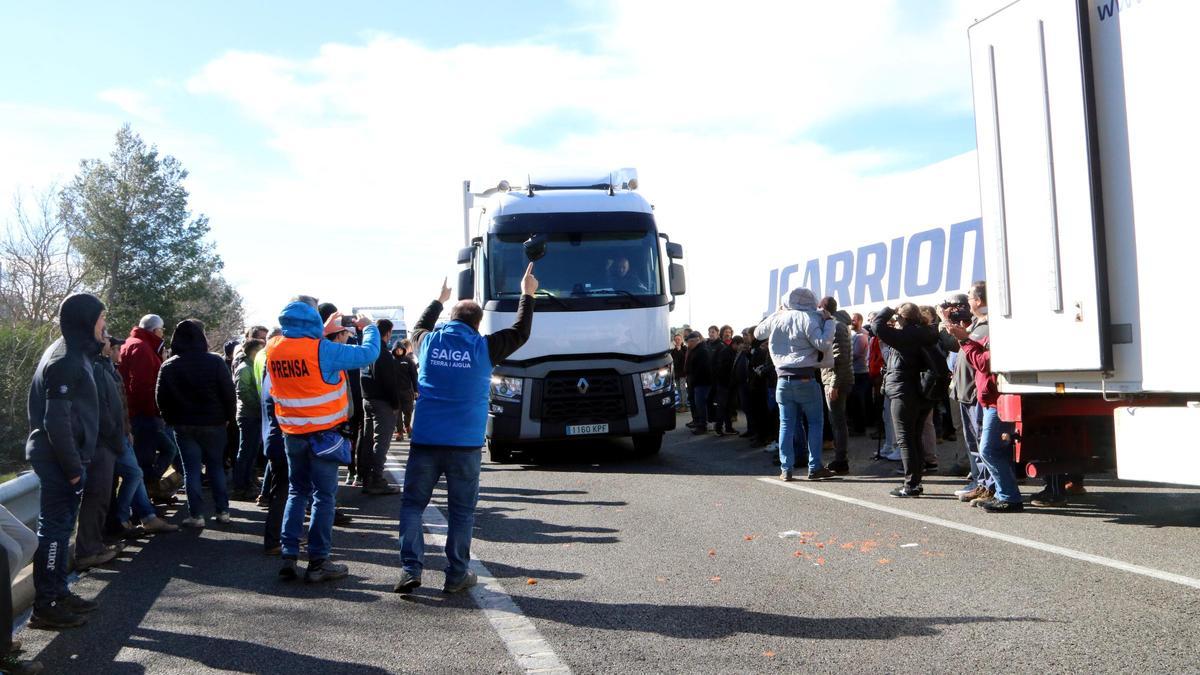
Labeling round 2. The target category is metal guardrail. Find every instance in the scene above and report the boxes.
[0,471,40,530]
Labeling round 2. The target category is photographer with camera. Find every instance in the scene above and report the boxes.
[941,286,995,504]
[268,296,379,583]
[867,303,939,497]
[942,282,1024,513]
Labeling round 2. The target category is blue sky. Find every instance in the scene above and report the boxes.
[0,1,986,329]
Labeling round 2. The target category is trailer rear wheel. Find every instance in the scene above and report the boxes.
[632,433,663,457]
[488,440,514,463]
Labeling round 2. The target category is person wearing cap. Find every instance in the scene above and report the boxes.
[26,293,107,630]
[755,287,838,481]
[105,336,176,538]
[119,313,179,494]
[268,296,379,583]
[317,302,366,491]
[942,286,994,502]
[683,331,712,434]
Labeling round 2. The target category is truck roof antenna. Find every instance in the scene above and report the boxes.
[527,174,534,197]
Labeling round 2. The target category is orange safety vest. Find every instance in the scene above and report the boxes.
[264,336,349,435]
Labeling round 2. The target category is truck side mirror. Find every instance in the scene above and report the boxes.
[457,246,476,265]
[457,268,474,301]
[666,242,684,260]
[524,234,548,262]
[669,263,686,296]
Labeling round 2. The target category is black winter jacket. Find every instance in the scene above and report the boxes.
[25,293,106,480]
[93,356,126,453]
[685,341,712,387]
[711,340,735,388]
[868,308,938,400]
[395,354,418,397]
[156,320,236,428]
[361,342,400,408]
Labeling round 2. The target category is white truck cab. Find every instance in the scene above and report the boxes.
[456,169,686,461]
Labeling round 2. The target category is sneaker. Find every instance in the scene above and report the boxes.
[28,602,86,630]
[827,460,850,475]
[141,516,179,533]
[344,473,357,486]
[61,592,98,614]
[75,547,117,570]
[970,489,996,507]
[393,570,422,594]
[443,571,478,594]
[305,561,349,583]
[981,499,1025,513]
[214,512,232,524]
[889,485,923,498]
[278,558,299,581]
[779,469,793,482]
[182,516,205,528]
[957,485,988,502]
[0,654,42,674]
[808,467,837,481]
[953,484,980,499]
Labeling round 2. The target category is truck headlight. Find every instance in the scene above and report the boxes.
[490,375,523,401]
[640,367,673,394]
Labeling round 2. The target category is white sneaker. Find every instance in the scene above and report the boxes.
[182,516,205,529]
[215,512,231,524]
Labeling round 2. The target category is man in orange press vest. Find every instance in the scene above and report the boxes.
[266,295,379,583]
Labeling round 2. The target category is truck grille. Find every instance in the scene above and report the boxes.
[540,371,628,423]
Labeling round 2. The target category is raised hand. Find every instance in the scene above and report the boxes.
[438,277,452,304]
[521,263,539,296]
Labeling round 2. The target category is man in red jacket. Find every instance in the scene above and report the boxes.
[118,314,178,493]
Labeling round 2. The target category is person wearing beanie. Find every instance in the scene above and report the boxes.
[120,312,179,496]
[25,293,106,630]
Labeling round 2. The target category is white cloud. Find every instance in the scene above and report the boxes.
[97,87,164,123]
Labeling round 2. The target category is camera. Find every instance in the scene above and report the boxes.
[340,315,358,328]
[939,302,972,324]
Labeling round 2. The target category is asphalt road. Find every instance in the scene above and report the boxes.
[17,415,1200,673]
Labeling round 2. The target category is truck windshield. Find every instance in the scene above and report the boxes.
[487,229,662,301]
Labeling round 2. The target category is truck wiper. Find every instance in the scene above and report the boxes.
[496,290,567,309]
[578,288,649,307]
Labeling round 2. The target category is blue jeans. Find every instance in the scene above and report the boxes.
[281,433,340,561]
[958,401,992,490]
[777,377,824,474]
[233,417,262,491]
[132,415,179,485]
[690,384,711,428]
[30,459,83,609]
[113,437,156,523]
[174,425,230,518]
[979,406,1020,503]
[399,445,482,583]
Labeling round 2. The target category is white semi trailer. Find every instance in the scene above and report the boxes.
[968,0,1200,485]
[455,170,687,462]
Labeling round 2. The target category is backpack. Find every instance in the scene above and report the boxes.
[918,344,951,402]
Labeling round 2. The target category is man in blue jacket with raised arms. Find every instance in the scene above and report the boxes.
[395,263,537,594]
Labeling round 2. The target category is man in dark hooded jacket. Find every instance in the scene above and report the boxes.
[156,320,237,528]
[26,293,106,630]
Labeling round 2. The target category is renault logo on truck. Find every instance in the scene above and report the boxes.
[577,378,590,395]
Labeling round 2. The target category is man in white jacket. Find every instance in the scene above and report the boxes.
[754,287,837,481]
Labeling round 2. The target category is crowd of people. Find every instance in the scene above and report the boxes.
[674,280,1076,512]
[12,266,541,673]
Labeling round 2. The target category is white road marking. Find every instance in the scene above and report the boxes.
[758,478,1200,591]
[387,457,571,674]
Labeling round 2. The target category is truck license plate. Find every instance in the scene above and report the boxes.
[566,423,609,436]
